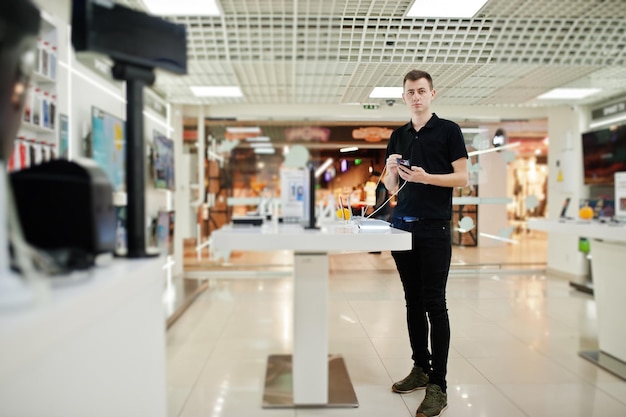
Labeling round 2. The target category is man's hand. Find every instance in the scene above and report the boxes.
[386,153,403,175]
[398,165,430,184]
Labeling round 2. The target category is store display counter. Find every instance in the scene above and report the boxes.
[211,223,411,408]
[528,218,626,380]
[0,257,167,417]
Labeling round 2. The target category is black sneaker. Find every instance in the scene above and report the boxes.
[416,383,448,417]
[391,366,429,393]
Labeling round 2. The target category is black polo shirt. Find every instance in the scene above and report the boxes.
[385,113,468,220]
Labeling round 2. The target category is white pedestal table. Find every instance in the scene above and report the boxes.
[210,223,411,408]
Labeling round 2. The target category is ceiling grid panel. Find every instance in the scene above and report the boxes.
[120,0,626,107]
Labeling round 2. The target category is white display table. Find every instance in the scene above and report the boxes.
[528,218,626,380]
[0,257,167,417]
[211,223,411,407]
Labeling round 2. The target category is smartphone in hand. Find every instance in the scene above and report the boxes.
[397,158,411,168]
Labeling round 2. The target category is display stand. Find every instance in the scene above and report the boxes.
[0,257,167,417]
[111,62,158,258]
[14,11,58,171]
[305,163,318,230]
[528,218,626,380]
[580,238,626,380]
[211,224,411,407]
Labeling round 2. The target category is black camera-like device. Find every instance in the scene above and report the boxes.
[10,159,116,257]
[71,0,187,75]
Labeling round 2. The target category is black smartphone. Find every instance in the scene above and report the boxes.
[397,158,410,167]
[559,197,571,218]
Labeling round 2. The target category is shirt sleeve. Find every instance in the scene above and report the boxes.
[448,123,469,162]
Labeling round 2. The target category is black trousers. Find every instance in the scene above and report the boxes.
[391,218,451,391]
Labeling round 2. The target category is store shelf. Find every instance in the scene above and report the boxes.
[31,70,56,85]
[19,122,55,135]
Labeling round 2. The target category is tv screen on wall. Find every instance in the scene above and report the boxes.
[582,124,626,185]
[91,106,126,192]
[153,131,175,190]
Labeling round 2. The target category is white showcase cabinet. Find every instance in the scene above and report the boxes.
[0,258,168,417]
[528,218,626,380]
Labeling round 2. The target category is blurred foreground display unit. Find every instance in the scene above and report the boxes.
[0,258,167,417]
[71,0,187,74]
[10,159,116,258]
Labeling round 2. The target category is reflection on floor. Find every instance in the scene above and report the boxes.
[164,276,207,329]
[168,232,626,417]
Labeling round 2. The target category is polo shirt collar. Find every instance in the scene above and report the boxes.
[403,113,440,133]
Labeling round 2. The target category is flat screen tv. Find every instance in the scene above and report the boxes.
[91,106,126,191]
[582,124,626,185]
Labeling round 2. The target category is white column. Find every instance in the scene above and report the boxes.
[546,106,589,280]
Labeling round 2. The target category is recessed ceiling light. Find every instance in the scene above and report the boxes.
[406,0,488,18]
[226,126,261,134]
[254,147,275,154]
[340,146,359,153]
[142,0,221,16]
[369,87,403,98]
[461,128,488,134]
[537,88,601,100]
[190,86,243,97]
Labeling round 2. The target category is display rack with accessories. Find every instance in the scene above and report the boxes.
[7,137,57,172]
[17,14,58,161]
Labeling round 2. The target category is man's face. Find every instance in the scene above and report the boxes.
[402,78,436,114]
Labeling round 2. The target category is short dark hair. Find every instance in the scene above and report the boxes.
[403,70,433,90]
[371,170,382,177]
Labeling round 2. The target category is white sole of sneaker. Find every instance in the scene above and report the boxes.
[391,385,428,394]
[416,404,448,417]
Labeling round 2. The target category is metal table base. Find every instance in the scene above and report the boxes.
[579,350,626,381]
[262,354,359,408]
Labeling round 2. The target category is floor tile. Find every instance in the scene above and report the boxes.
[498,383,626,417]
[296,385,411,417]
[167,240,626,417]
[400,384,528,417]
[467,352,581,384]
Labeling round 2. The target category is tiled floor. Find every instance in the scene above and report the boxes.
[167,233,626,417]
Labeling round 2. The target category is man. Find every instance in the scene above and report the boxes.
[383,70,468,417]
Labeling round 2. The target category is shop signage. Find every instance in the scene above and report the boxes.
[592,99,626,120]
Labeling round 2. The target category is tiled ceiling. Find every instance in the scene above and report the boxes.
[123,0,626,109]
